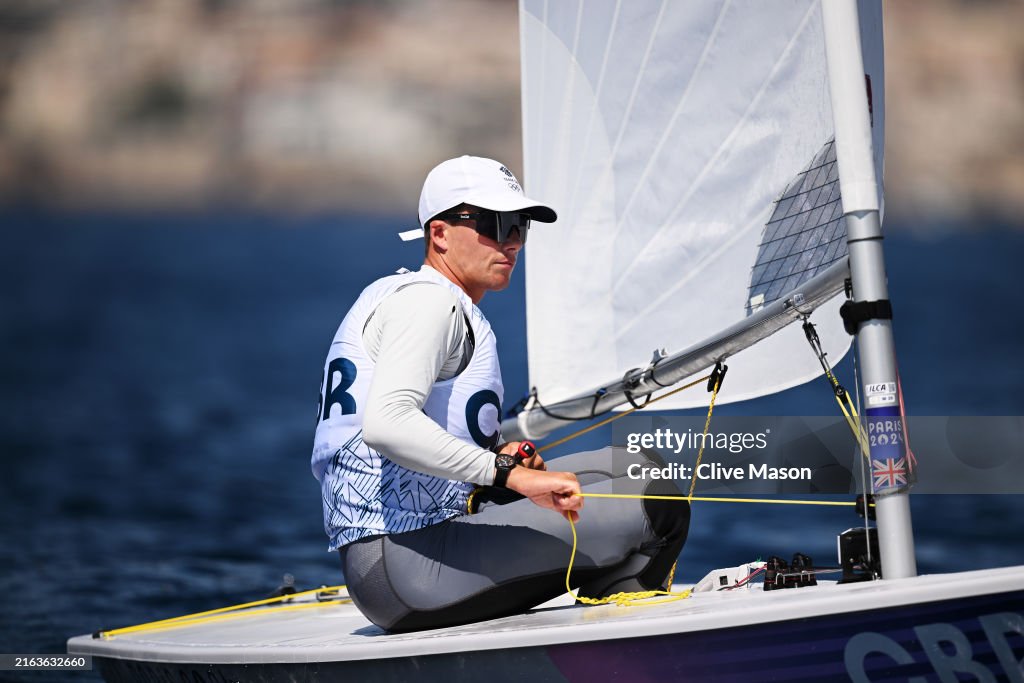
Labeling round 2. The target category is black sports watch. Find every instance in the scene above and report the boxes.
[493,452,518,488]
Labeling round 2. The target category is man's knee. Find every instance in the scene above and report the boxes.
[642,476,690,545]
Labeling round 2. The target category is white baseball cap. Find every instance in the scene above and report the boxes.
[417,155,557,228]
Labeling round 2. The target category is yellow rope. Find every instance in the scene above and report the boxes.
[560,371,877,605]
[465,486,482,514]
[564,492,870,607]
[98,585,349,639]
[818,359,871,458]
[567,515,692,607]
[837,390,871,459]
[530,365,873,608]
[565,372,723,607]
[579,492,865,507]
[687,375,721,499]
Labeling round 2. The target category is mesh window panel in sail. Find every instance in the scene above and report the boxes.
[746,139,847,315]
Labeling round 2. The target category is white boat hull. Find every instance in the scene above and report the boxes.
[68,565,1024,682]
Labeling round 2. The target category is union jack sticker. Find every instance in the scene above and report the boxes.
[872,457,908,491]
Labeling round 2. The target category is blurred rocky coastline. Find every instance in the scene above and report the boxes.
[0,0,1021,228]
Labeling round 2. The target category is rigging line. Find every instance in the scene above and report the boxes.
[852,334,863,420]
[802,318,871,457]
[688,372,721,499]
[567,514,693,608]
[537,373,712,453]
[526,383,630,423]
[578,493,865,508]
[563,367,721,607]
[98,599,353,640]
[720,567,766,590]
[851,336,874,568]
[896,367,918,469]
[97,585,349,639]
[563,497,865,608]
[843,352,871,463]
[610,1,820,295]
[842,391,870,459]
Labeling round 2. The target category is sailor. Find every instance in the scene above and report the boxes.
[312,155,689,632]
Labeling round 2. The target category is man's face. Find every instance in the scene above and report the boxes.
[433,206,523,303]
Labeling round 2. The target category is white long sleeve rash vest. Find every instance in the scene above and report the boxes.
[359,269,498,486]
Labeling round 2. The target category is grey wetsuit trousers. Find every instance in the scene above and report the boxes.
[339,446,690,632]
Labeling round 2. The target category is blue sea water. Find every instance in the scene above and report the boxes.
[1,209,1022,680]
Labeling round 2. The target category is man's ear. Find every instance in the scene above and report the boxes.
[427,219,448,254]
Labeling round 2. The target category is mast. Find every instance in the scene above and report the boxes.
[821,0,917,579]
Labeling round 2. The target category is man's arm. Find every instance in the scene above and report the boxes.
[360,284,496,485]
[361,283,583,519]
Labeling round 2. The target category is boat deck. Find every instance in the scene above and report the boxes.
[67,565,1024,665]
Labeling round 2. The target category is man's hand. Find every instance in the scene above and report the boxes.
[506,467,582,522]
[496,441,546,470]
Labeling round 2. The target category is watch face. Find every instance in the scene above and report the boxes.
[496,453,517,469]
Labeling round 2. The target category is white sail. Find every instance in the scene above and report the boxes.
[518,0,884,411]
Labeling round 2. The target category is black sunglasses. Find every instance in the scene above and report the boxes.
[442,210,531,244]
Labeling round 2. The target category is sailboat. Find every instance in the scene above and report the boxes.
[67,1,1024,681]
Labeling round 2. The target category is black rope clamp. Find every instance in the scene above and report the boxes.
[855,493,876,521]
[839,299,893,335]
[622,368,652,409]
[707,362,728,393]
